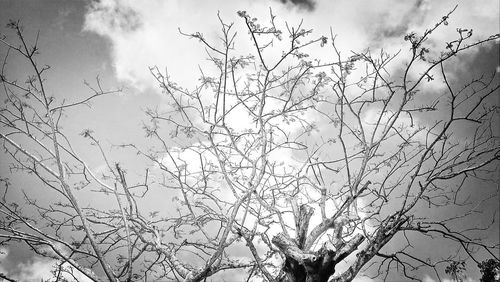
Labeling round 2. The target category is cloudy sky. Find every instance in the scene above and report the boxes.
[0,0,498,281]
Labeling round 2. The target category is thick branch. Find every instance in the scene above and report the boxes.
[273,233,317,263]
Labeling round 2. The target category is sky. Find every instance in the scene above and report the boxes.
[0,0,499,281]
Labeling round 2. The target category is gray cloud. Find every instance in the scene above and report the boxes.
[370,0,429,42]
[277,0,316,11]
[86,1,142,34]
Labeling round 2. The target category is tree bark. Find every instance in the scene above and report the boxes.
[273,202,367,282]
[274,232,335,282]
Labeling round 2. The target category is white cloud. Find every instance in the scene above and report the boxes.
[82,1,499,165]
[83,1,498,167]
[83,0,498,95]
[0,247,94,282]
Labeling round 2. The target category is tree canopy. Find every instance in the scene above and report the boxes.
[0,7,499,282]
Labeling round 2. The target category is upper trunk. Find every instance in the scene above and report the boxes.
[272,204,367,282]
[277,248,337,282]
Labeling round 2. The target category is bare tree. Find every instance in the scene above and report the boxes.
[0,7,499,282]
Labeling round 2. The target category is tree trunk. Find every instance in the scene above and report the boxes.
[273,231,338,282]
[273,204,365,282]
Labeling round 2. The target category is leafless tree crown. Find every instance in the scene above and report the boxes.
[0,8,499,282]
